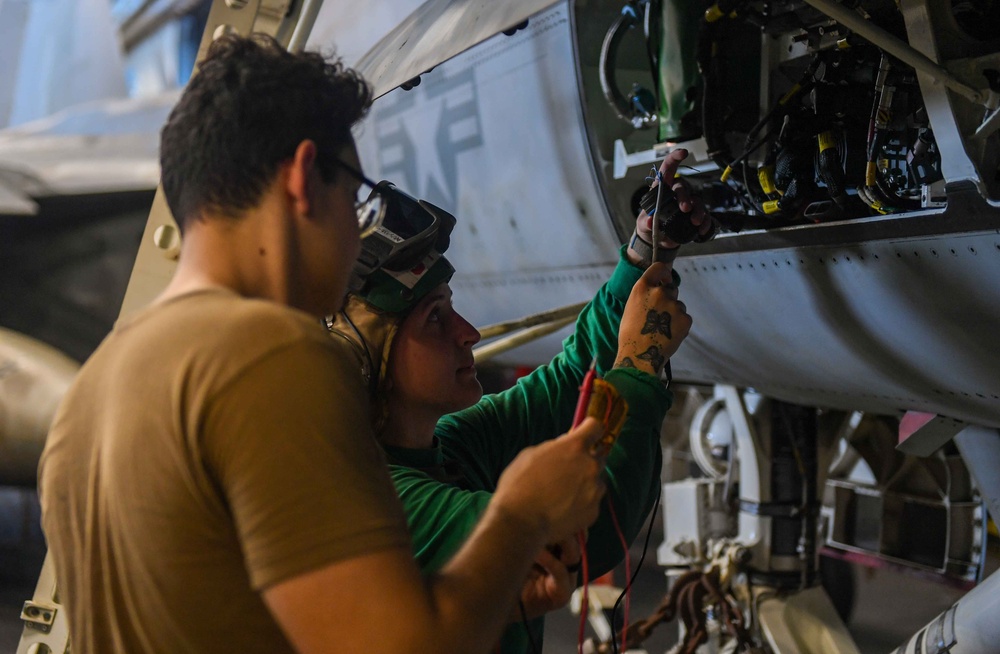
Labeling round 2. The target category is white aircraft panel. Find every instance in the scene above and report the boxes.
[356,0,560,99]
[306,0,427,68]
[356,2,621,364]
[672,202,1000,427]
[0,93,175,197]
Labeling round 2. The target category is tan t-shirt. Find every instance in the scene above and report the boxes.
[39,289,410,653]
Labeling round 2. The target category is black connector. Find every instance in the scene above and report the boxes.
[638,184,700,244]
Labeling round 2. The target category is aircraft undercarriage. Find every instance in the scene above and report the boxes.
[570,386,999,654]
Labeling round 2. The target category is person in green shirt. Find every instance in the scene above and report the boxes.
[330,150,711,653]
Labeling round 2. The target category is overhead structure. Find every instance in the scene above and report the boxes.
[355,0,560,99]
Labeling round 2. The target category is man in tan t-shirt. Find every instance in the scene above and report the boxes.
[38,34,608,653]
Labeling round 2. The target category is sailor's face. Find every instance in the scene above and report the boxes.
[388,283,483,418]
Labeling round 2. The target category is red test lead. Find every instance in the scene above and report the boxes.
[573,357,599,429]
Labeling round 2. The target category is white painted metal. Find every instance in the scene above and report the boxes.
[953,426,1000,526]
[304,0,426,67]
[15,555,69,654]
[353,2,621,365]
[656,478,735,567]
[10,2,999,652]
[3,0,997,416]
[890,567,1000,654]
[612,137,719,180]
[354,0,561,99]
[687,394,729,480]
[0,178,36,214]
[671,218,1000,428]
[896,413,967,457]
[287,0,322,52]
[758,586,861,654]
[898,0,984,188]
[477,301,587,340]
[0,92,174,207]
[569,584,624,645]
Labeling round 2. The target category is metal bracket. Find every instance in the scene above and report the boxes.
[612,138,720,180]
[16,554,69,654]
[896,411,966,457]
[20,602,57,634]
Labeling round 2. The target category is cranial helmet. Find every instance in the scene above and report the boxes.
[327,183,457,429]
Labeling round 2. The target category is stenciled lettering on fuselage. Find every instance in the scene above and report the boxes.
[372,67,484,212]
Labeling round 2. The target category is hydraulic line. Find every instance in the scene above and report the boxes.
[600,2,657,129]
[473,302,599,365]
[477,301,587,340]
[473,314,578,363]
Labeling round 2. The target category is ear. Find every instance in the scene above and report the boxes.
[286,140,319,218]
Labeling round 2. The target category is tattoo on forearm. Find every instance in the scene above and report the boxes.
[615,357,637,369]
[641,309,672,338]
[636,345,666,372]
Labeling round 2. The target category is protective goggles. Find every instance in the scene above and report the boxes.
[346,175,456,295]
[336,159,388,238]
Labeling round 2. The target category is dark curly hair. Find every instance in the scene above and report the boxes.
[159,34,372,230]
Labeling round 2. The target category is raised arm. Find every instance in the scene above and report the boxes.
[437,253,653,473]
[420,151,705,570]
[586,261,692,573]
[439,150,710,470]
[584,147,711,572]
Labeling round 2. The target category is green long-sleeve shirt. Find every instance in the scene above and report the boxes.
[384,247,674,653]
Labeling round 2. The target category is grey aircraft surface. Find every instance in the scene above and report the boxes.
[3,0,1000,652]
